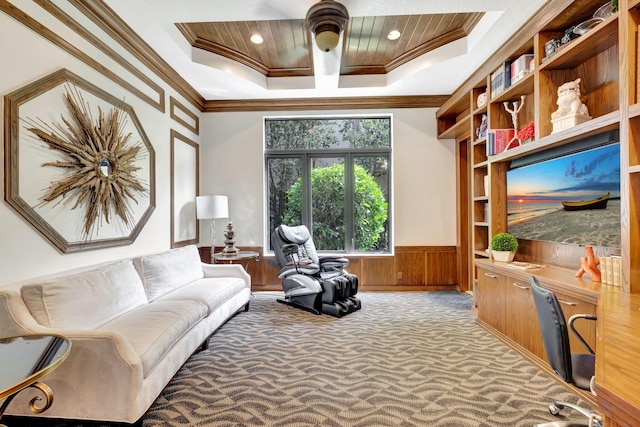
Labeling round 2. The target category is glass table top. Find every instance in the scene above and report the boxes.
[0,334,70,399]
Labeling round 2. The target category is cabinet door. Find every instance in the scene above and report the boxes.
[477,267,506,332]
[504,276,545,359]
[554,291,597,355]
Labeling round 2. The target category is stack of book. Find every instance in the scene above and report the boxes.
[510,53,534,85]
[486,129,515,156]
[599,255,621,286]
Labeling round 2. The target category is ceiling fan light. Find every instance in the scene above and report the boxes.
[315,27,341,52]
[306,0,349,52]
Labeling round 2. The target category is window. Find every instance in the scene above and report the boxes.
[265,116,391,254]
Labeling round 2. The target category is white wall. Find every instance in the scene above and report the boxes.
[199,108,457,249]
[0,8,200,285]
[0,5,457,286]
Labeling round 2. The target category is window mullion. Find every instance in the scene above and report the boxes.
[344,154,354,252]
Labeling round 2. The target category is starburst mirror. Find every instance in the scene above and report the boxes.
[4,69,155,253]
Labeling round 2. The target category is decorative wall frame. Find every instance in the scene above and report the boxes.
[4,69,156,253]
[170,130,199,248]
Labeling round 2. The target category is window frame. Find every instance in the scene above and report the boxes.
[263,114,393,255]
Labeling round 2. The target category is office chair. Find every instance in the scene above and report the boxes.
[272,224,361,317]
[529,276,601,427]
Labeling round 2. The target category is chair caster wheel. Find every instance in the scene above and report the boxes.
[548,404,560,416]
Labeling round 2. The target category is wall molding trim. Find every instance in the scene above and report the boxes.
[34,0,165,111]
[70,0,205,110]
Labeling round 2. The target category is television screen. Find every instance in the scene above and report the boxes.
[507,142,620,247]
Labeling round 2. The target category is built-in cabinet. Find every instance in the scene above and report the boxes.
[476,259,599,406]
[477,260,598,358]
[438,0,640,424]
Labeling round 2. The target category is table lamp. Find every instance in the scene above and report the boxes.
[196,195,228,262]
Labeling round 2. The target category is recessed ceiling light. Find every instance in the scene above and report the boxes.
[387,30,401,41]
[250,34,264,44]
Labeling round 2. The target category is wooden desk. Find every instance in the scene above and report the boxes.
[0,334,70,421]
[595,286,640,427]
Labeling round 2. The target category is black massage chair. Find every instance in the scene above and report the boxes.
[272,224,361,317]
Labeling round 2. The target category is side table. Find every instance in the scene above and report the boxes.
[0,334,71,422]
[213,250,260,266]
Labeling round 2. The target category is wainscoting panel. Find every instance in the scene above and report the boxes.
[199,246,458,291]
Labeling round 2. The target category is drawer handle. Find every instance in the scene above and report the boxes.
[483,273,498,279]
[558,299,576,306]
[511,282,530,290]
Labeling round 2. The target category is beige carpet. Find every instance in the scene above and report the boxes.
[142,291,592,426]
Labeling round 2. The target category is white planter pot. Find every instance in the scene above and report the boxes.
[492,250,515,262]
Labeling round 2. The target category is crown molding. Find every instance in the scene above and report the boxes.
[203,95,450,112]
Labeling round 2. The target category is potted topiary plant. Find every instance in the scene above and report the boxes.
[491,233,519,262]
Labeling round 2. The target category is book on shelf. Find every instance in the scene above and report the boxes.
[605,256,614,285]
[611,255,621,287]
[510,53,534,84]
[599,256,608,284]
[486,129,515,156]
[490,61,512,98]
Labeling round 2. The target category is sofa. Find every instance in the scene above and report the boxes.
[0,244,251,424]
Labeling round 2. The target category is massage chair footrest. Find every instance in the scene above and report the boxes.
[322,296,362,317]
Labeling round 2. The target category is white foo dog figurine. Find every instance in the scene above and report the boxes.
[551,77,591,133]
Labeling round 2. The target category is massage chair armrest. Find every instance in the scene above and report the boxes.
[319,257,349,273]
[568,313,597,354]
[277,263,320,279]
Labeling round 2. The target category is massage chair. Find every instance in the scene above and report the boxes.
[272,224,361,317]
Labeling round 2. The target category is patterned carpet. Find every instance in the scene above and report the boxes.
[6,291,595,427]
[141,291,592,427]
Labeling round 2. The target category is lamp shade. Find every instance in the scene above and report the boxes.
[196,195,229,219]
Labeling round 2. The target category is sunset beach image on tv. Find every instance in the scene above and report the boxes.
[507,142,620,247]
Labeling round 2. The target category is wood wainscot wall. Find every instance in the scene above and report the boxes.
[199,246,458,291]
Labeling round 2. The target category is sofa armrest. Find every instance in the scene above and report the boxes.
[0,290,48,336]
[6,329,145,421]
[200,263,251,288]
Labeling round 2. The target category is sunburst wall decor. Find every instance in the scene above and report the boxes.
[27,86,146,239]
[4,69,156,253]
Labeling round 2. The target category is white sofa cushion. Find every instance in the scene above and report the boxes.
[20,260,148,329]
[133,245,204,301]
[98,300,207,376]
[155,277,247,314]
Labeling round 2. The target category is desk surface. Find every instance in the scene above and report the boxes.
[0,334,70,400]
[595,286,640,425]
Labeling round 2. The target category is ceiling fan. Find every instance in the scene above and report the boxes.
[305,0,349,53]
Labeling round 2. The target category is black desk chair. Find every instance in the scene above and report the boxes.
[529,276,601,427]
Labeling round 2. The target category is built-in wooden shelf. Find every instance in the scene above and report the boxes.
[629,165,640,174]
[539,14,618,71]
[472,104,488,116]
[437,115,470,139]
[629,102,640,119]
[473,136,487,146]
[629,0,640,10]
[489,110,620,163]
[491,72,535,104]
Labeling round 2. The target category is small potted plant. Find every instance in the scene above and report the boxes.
[491,233,519,262]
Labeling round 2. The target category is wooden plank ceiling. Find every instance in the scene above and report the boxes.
[176,12,484,78]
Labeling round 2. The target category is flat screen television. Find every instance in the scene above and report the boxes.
[507,135,620,248]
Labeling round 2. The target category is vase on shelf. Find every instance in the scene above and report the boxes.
[492,250,515,263]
